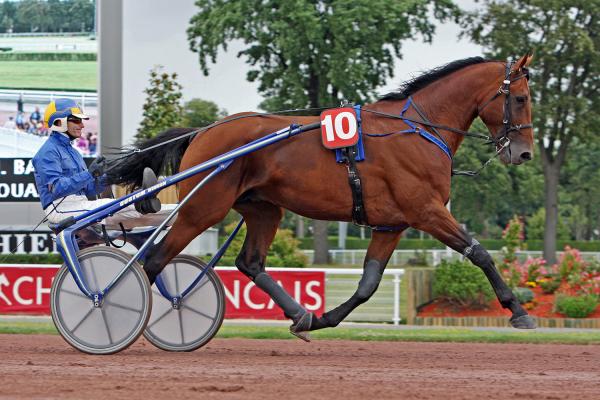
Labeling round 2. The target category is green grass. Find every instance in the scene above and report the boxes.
[3,321,600,344]
[0,61,97,91]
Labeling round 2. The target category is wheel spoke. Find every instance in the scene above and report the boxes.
[181,303,216,321]
[147,307,173,329]
[61,288,90,300]
[183,276,209,298]
[88,257,100,292]
[70,306,95,333]
[100,307,114,345]
[177,308,185,344]
[102,299,143,314]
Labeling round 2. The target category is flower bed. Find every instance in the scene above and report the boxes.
[418,286,600,319]
[416,217,600,325]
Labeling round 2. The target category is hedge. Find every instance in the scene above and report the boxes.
[0,254,63,264]
[299,237,600,251]
[0,52,96,61]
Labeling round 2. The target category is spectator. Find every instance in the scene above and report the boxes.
[30,107,42,125]
[23,121,31,133]
[76,135,89,155]
[27,122,37,134]
[37,122,48,136]
[3,116,16,129]
[88,133,98,155]
[15,112,25,130]
[17,95,24,113]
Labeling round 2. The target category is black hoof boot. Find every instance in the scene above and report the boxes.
[510,314,536,329]
[135,168,161,214]
[290,312,313,342]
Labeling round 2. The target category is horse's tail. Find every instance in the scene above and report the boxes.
[106,127,197,189]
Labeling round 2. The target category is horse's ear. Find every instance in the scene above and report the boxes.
[515,52,533,70]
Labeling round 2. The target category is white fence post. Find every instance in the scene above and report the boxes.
[393,273,401,325]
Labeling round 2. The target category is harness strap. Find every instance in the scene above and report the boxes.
[101,223,127,249]
[341,146,368,226]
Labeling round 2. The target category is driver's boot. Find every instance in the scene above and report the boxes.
[134,167,162,214]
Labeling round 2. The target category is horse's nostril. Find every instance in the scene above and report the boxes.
[520,152,532,161]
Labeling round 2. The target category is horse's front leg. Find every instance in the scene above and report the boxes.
[298,229,403,333]
[414,203,536,329]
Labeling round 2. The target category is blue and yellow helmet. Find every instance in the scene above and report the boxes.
[44,98,89,132]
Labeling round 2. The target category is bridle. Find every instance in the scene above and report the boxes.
[477,59,532,154]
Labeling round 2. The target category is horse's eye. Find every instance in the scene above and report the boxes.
[516,96,528,103]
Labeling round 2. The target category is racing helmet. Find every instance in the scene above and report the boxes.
[44,98,89,133]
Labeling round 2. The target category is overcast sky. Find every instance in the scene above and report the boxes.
[188,0,484,114]
[120,0,484,142]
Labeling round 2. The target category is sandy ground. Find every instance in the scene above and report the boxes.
[0,334,599,400]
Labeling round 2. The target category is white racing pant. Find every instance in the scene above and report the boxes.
[45,195,176,230]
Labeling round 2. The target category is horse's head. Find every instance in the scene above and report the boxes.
[477,54,534,165]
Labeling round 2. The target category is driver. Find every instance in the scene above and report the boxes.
[32,98,160,226]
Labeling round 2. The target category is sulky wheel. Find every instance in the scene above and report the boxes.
[143,255,225,352]
[51,247,152,355]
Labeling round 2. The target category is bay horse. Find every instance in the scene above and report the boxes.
[108,54,536,338]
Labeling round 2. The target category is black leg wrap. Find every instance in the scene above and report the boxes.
[465,241,529,320]
[355,260,383,301]
[308,260,384,331]
[254,272,306,321]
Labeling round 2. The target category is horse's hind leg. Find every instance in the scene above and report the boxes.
[304,229,404,332]
[234,200,311,339]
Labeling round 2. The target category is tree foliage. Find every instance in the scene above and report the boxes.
[461,0,600,260]
[181,98,227,127]
[136,66,183,140]
[0,0,95,33]
[188,0,458,110]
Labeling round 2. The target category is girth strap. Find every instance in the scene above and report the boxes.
[338,145,368,226]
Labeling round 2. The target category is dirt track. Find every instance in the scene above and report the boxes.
[0,334,599,400]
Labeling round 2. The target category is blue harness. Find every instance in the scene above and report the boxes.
[336,99,452,163]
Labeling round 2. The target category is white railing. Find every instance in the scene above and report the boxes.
[0,42,96,52]
[0,89,97,109]
[217,266,405,325]
[0,127,47,157]
[302,249,600,266]
[0,32,92,38]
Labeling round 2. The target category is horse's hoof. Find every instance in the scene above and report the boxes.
[290,312,312,342]
[510,314,536,329]
[290,329,311,342]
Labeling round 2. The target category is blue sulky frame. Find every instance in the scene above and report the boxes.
[53,122,320,307]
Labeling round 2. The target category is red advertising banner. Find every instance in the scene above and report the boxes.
[219,270,325,319]
[0,265,57,314]
[0,265,326,319]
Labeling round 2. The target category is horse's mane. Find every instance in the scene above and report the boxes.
[380,57,489,101]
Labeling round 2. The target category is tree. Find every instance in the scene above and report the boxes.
[0,1,16,33]
[136,66,183,140]
[462,1,600,263]
[181,98,227,127]
[16,0,51,32]
[187,0,458,263]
